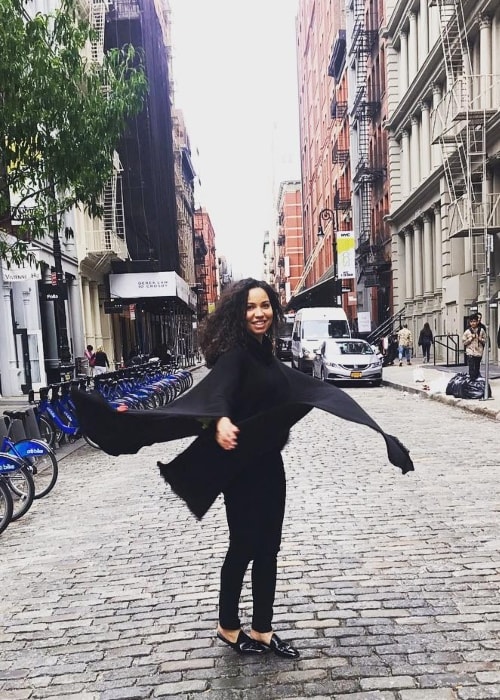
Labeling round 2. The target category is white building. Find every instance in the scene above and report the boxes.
[384,0,500,361]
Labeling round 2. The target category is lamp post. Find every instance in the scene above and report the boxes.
[317,207,341,307]
[48,180,72,375]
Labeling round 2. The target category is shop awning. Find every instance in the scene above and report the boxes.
[285,267,341,312]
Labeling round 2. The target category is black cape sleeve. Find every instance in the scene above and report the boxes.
[71,358,413,520]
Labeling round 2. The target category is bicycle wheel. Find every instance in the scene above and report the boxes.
[38,414,56,448]
[0,480,13,535]
[83,434,101,450]
[4,465,35,521]
[19,441,58,499]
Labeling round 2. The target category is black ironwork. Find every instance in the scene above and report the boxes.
[317,208,340,307]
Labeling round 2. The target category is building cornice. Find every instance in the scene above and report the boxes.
[385,166,442,227]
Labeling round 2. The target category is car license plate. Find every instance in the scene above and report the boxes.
[350,371,362,378]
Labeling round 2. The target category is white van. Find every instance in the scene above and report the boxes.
[291,307,351,373]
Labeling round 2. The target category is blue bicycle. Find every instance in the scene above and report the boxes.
[1,412,58,498]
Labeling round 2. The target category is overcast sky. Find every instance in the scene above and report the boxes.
[169,0,301,279]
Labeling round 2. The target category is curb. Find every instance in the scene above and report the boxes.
[383,378,500,421]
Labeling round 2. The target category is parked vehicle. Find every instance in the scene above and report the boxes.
[312,338,383,386]
[277,316,294,361]
[291,307,351,373]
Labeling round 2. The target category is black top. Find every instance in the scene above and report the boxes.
[72,335,414,519]
[94,351,109,367]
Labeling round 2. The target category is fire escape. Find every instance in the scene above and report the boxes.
[194,225,208,319]
[349,0,386,287]
[431,0,500,388]
[83,0,128,269]
[431,0,499,269]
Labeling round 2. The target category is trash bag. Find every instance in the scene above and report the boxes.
[445,373,468,396]
[456,377,492,400]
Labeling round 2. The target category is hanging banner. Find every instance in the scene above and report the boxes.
[337,230,355,279]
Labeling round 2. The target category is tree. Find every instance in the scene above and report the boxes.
[0,0,148,265]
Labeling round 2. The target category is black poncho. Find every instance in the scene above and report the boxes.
[71,337,413,519]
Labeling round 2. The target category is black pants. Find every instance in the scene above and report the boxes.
[467,355,481,381]
[219,450,285,633]
[421,342,431,362]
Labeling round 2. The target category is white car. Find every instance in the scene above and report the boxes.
[312,338,383,386]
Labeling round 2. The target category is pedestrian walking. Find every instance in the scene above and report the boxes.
[84,344,96,376]
[462,313,486,381]
[417,322,434,364]
[397,324,413,365]
[72,278,413,659]
[92,346,110,376]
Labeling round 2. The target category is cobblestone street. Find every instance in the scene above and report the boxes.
[1,375,499,699]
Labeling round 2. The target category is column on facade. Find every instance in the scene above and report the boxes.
[82,277,94,343]
[413,220,423,298]
[433,204,443,290]
[419,0,429,64]
[479,15,492,109]
[401,129,410,198]
[431,83,442,169]
[399,30,409,98]
[419,101,431,179]
[90,282,102,346]
[422,212,434,295]
[408,12,419,81]
[404,228,414,300]
[410,116,421,191]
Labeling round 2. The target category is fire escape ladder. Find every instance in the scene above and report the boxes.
[350,0,377,277]
[90,1,108,65]
[103,154,126,250]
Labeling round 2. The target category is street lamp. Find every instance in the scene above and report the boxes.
[317,207,341,307]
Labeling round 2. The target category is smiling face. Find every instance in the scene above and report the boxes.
[246,287,273,341]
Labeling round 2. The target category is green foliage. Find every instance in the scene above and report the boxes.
[0,0,148,264]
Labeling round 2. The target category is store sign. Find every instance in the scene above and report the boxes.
[337,230,355,279]
[2,259,41,282]
[104,299,124,314]
[109,271,197,311]
[40,283,67,301]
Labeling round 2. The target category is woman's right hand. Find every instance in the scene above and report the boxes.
[215,417,239,450]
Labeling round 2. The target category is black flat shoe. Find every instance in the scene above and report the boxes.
[217,630,267,655]
[259,633,300,659]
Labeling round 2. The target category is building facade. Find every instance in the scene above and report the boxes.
[384,0,500,361]
[275,180,304,306]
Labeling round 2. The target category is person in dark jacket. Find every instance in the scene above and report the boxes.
[71,279,413,659]
[93,346,110,376]
[418,322,434,363]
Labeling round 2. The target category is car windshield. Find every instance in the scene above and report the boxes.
[278,321,294,338]
[330,341,375,355]
[303,320,349,340]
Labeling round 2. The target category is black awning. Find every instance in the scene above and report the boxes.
[285,272,342,312]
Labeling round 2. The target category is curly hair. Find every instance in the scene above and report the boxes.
[199,278,284,367]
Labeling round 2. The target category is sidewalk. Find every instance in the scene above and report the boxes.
[383,359,500,420]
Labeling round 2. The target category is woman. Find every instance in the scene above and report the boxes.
[418,322,434,364]
[93,346,110,376]
[84,344,95,376]
[72,279,413,658]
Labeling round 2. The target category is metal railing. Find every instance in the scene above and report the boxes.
[433,334,466,367]
[366,307,406,345]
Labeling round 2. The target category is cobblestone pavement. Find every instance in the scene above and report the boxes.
[1,371,499,699]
